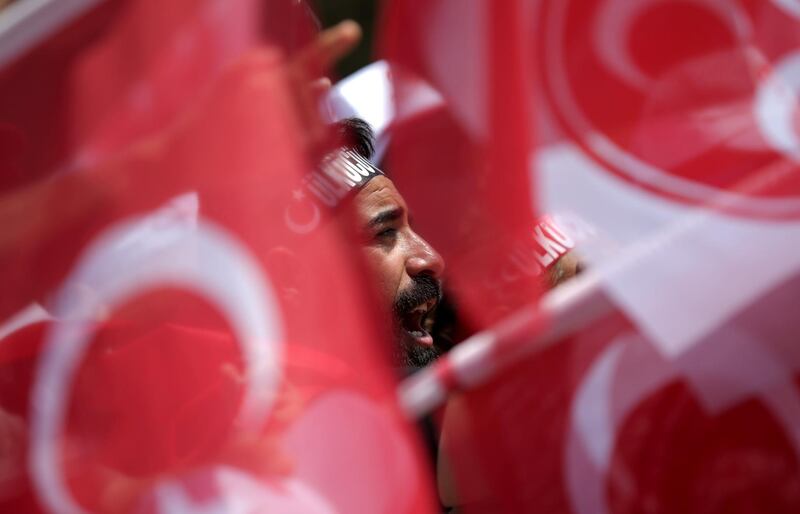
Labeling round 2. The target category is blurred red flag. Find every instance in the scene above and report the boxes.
[534,0,800,357]
[530,2,800,512]
[435,276,800,513]
[388,0,800,512]
[0,1,437,512]
[381,0,542,330]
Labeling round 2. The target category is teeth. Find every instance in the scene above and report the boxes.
[411,299,436,315]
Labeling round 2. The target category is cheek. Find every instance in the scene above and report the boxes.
[360,248,405,308]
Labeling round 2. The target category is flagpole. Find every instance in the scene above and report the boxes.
[0,0,104,69]
[399,270,613,418]
[399,0,612,420]
[398,148,800,419]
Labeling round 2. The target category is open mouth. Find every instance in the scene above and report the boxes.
[400,297,438,346]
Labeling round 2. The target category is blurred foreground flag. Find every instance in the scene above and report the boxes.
[381,0,543,329]
[0,1,437,512]
[536,0,800,355]
[389,0,800,512]
[436,277,800,513]
[531,3,800,509]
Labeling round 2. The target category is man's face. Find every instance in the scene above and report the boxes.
[350,176,446,369]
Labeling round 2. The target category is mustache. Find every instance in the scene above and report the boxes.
[393,273,442,315]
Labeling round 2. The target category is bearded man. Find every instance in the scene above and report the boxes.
[302,118,446,370]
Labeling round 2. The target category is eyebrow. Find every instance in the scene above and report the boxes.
[367,208,404,228]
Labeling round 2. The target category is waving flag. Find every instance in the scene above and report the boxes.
[537,0,800,355]
[386,0,800,512]
[381,0,542,330]
[0,1,437,512]
[534,3,800,509]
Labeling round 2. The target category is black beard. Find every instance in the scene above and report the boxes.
[392,273,444,370]
[396,342,443,372]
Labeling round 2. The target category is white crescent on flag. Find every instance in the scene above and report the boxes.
[538,0,800,357]
[29,194,284,514]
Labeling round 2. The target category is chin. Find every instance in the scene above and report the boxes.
[396,331,443,371]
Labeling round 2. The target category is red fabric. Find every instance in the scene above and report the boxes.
[381,0,542,330]
[382,0,800,512]
[439,278,800,513]
[533,0,800,216]
[0,316,404,512]
[0,1,437,512]
[437,307,627,513]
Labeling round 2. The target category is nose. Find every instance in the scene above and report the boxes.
[405,231,445,279]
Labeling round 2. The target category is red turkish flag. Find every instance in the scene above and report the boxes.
[387,0,800,512]
[430,274,800,513]
[0,1,437,512]
[381,0,542,330]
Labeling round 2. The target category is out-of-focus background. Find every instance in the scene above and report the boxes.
[315,0,377,76]
[0,0,379,77]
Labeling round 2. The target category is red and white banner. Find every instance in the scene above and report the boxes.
[0,1,437,512]
[537,0,800,355]
[384,0,800,512]
[382,0,543,330]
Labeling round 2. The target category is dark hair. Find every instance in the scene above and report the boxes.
[332,117,375,160]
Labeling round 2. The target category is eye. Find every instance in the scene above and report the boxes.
[376,227,397,240]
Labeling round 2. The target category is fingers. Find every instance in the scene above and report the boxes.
[295,20,362,76]
[284,20,362,157]
[308,77,332,98]
[310,20,362,66]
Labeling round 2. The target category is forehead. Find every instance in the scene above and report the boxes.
[351,176,407,220]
